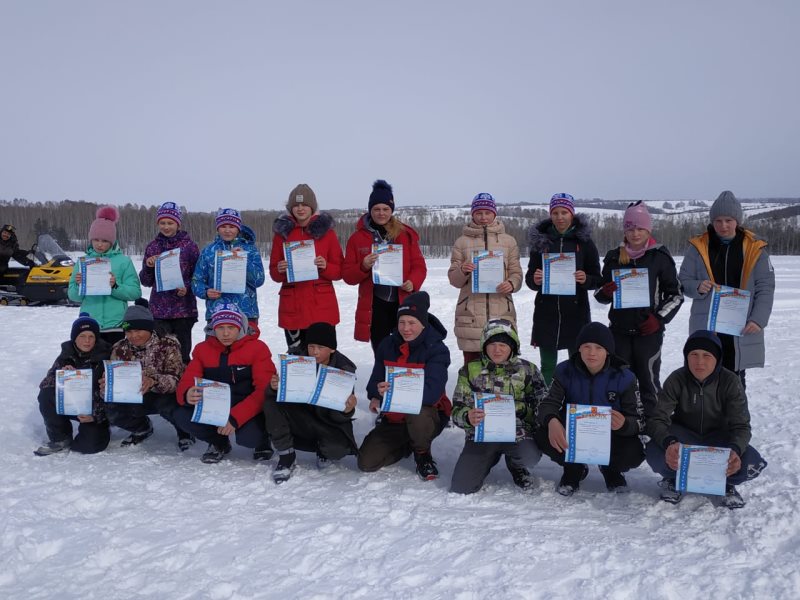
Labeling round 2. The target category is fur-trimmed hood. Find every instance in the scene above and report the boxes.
[273,212,335,240]
[527,213,594,253]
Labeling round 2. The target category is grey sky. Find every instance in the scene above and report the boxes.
[1,1,798,212]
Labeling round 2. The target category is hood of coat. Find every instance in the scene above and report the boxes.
[480,318,520,359]
[461,218,506,238]
[528,213,593,253]
[273,212,334,240]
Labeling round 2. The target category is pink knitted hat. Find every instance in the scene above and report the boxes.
[88,206,120,243]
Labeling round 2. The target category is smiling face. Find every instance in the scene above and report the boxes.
[214,324,240,346]
[713,216,738,239]
[91,239,112,253]
[125,329,152,348]
[370,204,393,226]
[0,230,10,241]
[687,349,717,382]
[397,315,424,342]
[217,224,239,242]
[624,227,650,250]
[472,209,496,226]
[158,218,179,238]
[579,342,608,375]
[485,341,512,365]
[550,207,574,233]
[74,331,96,353]
[291,203,313,225]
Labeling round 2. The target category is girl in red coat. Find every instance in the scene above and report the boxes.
[174,302,276,464]
[342,180,427,354]
[269,184,344,352]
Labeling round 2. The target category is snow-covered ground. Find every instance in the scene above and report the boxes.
[2,257,797,600]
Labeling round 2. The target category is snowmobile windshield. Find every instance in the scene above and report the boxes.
[34,234,73,265]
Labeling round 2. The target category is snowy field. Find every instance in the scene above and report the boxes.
[1,257,798,600]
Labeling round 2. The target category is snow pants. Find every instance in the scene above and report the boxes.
[37,387,110,454]
[534,423,645,472]
[105,391,184,437]
[173,405,268,449]
[613,330,663,417]
[358,406,440,472]
[450,438,542,494]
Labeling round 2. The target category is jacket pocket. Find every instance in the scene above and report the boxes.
[279,285,297,315]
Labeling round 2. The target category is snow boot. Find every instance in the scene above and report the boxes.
[557,464,589,496]
[600,466,628,493]
[34,439,71,456]
[509,466,535,490]
[201,439,232,464]
[414,452,439,481]
[273,451,296,484]
[177,431,195,452]
[720,484,746,510]
[316,451,332,470]
[659,478,683,505]
[120,419,154,447]
[253,437,274,461]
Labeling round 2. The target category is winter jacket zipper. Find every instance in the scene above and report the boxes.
[555,237,564,347]
[484,226,490,320]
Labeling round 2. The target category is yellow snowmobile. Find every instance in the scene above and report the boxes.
[0,234,75,305]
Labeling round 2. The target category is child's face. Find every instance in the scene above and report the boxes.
[217,225,239,242]
[485,341,512,365]
[472,210,496,226]
[550,208,574,233]
[307,343,334,365]
[370,204,393,226]
[158,218,179,238]
[624,227,650,250]
[74,331,96,353]
[291,203,313,224]
[214,324,240,346]
[91,239,112,253]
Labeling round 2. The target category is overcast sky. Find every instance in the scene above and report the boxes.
[1,1,798,212]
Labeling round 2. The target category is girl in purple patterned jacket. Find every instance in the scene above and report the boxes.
[139,202,200,363]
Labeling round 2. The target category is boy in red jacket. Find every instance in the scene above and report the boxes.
[174,302,276,463]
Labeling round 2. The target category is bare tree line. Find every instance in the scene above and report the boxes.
[2,198,799,258]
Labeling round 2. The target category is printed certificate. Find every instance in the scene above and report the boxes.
[213,250,247,294]
[371,243,404,287]
[154,248,183,292]
[381,366,424,415]
[277,354,317,403]
[103,361,143,404]
[542,252,576,296]
[676,444,729,496]
[284,240,318,283]
[191,378,231,427]
[55,369,93,416]
[612,268,650,309]
[565,404,611,465]
[707,285,751,337]
[79,257,112,296]
[473,393,516,443]
[310,365,356,412]
[471,250,504,294]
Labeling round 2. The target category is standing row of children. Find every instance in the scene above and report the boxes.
[34,184,774,507]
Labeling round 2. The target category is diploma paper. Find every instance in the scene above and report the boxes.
[565,404,611,465]
[676,444,729,496]
[612,268,650,309]
[154,248,184,292]
[55,369,93,416]
[79,257,112,296]
[310,365,356,412]
[474,393,516,443]
[284,240,318,283]
[277,354,317,403]
[191,377,231,427]
[213,250,247,294]
[381,366,424,415]
[103,361,143,404]
[371,243,404,287]
[542,252,576,296]
[471,250,504,294]
[707,285,751,337]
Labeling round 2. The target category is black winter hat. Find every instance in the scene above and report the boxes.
[122,298,155,332]
[397,291,429,328]
[305,322,337,350]
[576,322,615,355]
[484,332,517,355]
[682,330,722,364]
[71,312,100,342]
[368,179,395,212]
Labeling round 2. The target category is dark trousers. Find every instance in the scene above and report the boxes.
[105,391,181,435]
[719,333,747,390]
[533,424,645,472]
[263,397,355,460]
[645,423,767,486]
[155,317,197,364]
[173,405,267,449]
[284,329,307,353]
[99,330,125,346]
[37,387,110,454]
[613,330,663,416]
[370,296,399,355]
[450,438,541,494]
[358,406,440,472]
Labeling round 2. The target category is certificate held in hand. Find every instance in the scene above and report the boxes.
[56,369,94,416]
[103,361,143,404]
[277,354,317,403]
[471,250,504,294]
[310,365,356,412]
[565,404,611,465]
[707,285,751,337]
[214,250,247,294]
[612,268,650,309]
[542,252,576,296]
[473,393,516,443]
[371,244,404,287]
[79,257,112,296]
[154,248,183,292]
[284,240,318,283]
[381,366,424,415]
[676,444,729,496]
[191,378,231,427]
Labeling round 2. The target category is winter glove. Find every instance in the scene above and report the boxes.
[599,281,618,299]
[638,313,661,336]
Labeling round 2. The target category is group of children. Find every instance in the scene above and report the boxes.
[31,184,774,509]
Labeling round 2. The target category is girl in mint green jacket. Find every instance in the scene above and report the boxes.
[68,206,142,344]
